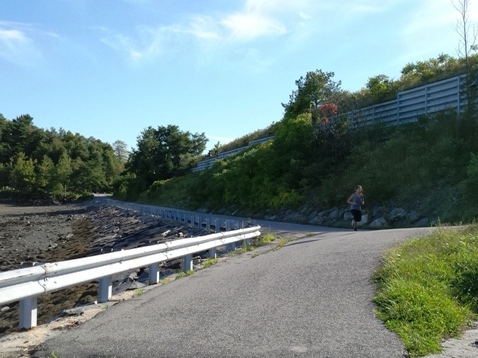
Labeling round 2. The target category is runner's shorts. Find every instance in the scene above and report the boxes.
[351,209,362,222]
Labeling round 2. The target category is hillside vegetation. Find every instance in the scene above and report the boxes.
[115,54,478,227]
[1,53,477,224]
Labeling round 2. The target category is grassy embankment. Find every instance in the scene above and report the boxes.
[373,224,478,357]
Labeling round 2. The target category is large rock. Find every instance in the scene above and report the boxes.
[357,214,368,226]
[389,208,407,222]
[408,210,419,223]
[369,217,388,229]
[329,208,339,219]
[372,206,384,219]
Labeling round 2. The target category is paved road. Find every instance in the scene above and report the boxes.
[33,222,434,358]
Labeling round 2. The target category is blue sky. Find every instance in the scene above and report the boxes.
[1,0,476,153]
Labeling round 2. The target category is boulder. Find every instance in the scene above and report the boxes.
[372,206,384,219]
[408,210,419,223]
[329,208,339,219]
[369,217,388,229]
[389,208,407,222]
[357,214,368,226]
[414,218,430,227]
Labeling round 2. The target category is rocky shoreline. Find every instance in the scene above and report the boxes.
[0,200,213,336]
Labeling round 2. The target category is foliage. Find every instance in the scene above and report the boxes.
[176,270,194,278]
[202,258,218,268]
[365,74,399,103]
[256,233,276,246]
[0,114,124,200]
[320,111,478,219]
[282,69,342,122]
[126,125,207,193]
[122,53,478,227]
[209,125,276,156]
[373,226,478,357]
[137,174,200,209]
[112,140,130,164]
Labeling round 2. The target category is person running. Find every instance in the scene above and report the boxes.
[347,185,364,231]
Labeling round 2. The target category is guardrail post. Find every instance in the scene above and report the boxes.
[207,248,216,259]
[19,296,37,329]
[183,254,193,272]
[149,262,160,284]
[98,276,112,303]
[206,217,211,231]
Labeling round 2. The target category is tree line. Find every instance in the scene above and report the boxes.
[0,114,124,200]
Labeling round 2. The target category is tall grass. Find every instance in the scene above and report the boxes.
[373,225,478,357]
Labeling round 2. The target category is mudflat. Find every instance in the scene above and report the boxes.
[1,201,95,332]
[0,199,211,336]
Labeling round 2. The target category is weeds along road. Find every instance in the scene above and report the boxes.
[33,215,434,358]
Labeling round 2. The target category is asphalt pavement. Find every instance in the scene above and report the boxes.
[32,220,434,358]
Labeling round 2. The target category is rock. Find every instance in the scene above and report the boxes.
[329,208,339,219]
[408,210,419,223]
[343,211,353,221]
[414,218,430,227]
[307,210,318,220]
[369,217,388,229]
[372,206,383,219]
[389,208,407,222]
[357,214,368,226]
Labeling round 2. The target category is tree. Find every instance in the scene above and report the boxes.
[366,75,398,102]
[36,155,55,195]
[453,0,477,73]
[10,152,36,194]
[282,70,341,123]
[453,0,478,113]
[127,125,207,192]
[52,152,72,198]
[112,140,130,163]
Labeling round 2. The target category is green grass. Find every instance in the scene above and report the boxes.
[256,233,275,246]
[176,269,194,279]
[202,257,218,268]
[274,237,294,250]
[373,225,478,357]
[239,240,255,253]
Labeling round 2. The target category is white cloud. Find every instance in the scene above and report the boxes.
[221,12,286,41]
[101,25,171,62]
[0,28,26,41]
[189,0,316,43]
[188,16,221,40]
[0,22,44,66]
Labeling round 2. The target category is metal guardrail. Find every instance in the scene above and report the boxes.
[192,75,471,171]
[104,199,253,232]
[344,75,471,127]
[192,136,275,172]
[0,216,261,329]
